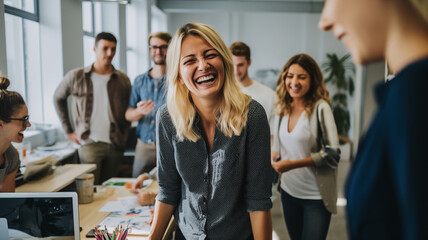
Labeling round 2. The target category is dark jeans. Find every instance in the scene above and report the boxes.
[281,189,331,240]
[175,225,254,240]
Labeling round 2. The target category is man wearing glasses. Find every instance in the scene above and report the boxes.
[125,32,172,178]
[54,32,131,185]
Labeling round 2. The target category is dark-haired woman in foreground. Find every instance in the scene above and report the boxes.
[0,76,31,192]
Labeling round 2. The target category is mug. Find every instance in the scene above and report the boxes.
[75,173,94,204]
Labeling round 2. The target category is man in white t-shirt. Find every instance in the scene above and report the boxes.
[230,42,278,200]
[229,41,276,139]
[54,32,131,184]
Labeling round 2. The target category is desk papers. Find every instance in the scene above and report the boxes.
[97,206,154,235]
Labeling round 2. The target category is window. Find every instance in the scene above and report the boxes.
[4,0,43,122]
[125,4,168,82]
[82,1,95,66]
[126,3,138,82]
[82,2,94,36]
[151,5,167,33]
[4,0,36,14]
[82,2,102,66]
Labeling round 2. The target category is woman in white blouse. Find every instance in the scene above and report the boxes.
[271,53,340,240]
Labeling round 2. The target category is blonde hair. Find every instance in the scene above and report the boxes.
[166,22,251,142]
[275,54,330,118]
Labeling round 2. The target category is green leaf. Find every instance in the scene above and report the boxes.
[323,52,355,137]
[332,106,350,136]
[348,76,354,96]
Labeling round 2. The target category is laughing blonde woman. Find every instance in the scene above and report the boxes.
[148,23,272,240]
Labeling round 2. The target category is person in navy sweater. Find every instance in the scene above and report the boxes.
[319,0,428,239]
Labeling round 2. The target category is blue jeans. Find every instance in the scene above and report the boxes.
[281,189,331,240]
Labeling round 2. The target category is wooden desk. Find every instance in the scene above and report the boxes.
[16,164,96,192]
[79,180,175,240]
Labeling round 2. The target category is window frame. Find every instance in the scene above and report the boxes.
[4,0,39,22]
[4,0,43,122]
[83,2,96,37]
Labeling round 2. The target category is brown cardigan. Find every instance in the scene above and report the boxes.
[54,65,131,151]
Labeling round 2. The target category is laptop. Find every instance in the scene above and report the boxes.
[0,192,80,240]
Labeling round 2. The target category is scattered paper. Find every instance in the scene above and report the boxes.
[118,196,141,210]
[102,178,153,190]
[97,206,154,235]
[98,201,129,212]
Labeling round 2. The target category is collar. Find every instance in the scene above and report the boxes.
[83,64,117,76]
[193,111,201,126]
[374,56,428,106]
[374,80,390,107]
[147,68,167,81]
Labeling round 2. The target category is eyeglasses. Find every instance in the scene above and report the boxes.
[149,45,168,51]
[5,115,30,128]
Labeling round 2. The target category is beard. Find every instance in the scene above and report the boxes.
[154,59,166,65]
[153,55,166,65]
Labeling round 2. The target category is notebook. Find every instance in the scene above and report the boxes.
[0,192,80,240]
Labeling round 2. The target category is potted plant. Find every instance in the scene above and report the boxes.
[322,53,355,149]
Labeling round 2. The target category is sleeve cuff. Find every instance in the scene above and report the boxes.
[311,152,323,167]
[311,148,341,168]
[156,188,179,207]
[246,198,273,212]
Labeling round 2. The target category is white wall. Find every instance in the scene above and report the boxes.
[101,3,127,72]
[361,61,385,132]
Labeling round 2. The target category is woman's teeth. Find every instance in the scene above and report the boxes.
[196,75,215,83]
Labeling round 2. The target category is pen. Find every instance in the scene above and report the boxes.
[104,225,111,240]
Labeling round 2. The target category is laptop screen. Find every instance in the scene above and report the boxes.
[0,192,80,240]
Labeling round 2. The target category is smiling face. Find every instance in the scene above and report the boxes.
[179,35,225,101]
[285,64,311,100]
[232,55,251,83]
[150,37,169,65]
[319,0,388,65]
[94,39,116,67]
[0,104,31,143]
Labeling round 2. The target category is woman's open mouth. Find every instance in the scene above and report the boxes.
[195,74,217,86]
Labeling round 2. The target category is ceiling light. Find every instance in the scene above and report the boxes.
[82,0,131,4]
